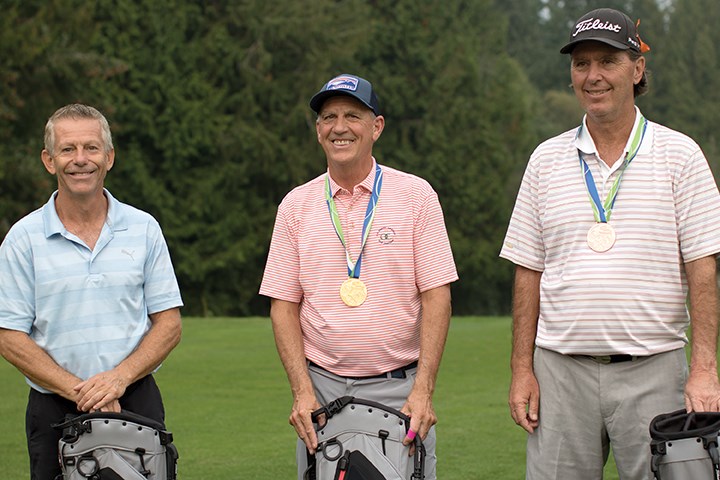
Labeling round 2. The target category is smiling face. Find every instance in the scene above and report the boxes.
[315,95,384,176]
[570,41,645,127]
[41,118,114,201]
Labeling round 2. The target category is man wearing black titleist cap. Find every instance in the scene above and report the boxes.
[501,7,720,480]
[260,73,457,479]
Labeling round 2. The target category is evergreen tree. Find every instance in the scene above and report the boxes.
[0,0,112,237]
[86,0,372,316]
[646,0,720,176]
[357,0,539,314]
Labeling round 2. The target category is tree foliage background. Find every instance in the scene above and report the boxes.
[0,0,715,316]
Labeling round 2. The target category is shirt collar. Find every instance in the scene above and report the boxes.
[327,157,378,197]
[43,188,127,238]
[575,106,653,157]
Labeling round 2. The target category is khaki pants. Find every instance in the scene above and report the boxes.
[527,347,687,480]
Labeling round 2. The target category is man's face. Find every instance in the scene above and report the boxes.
[41,118,114,199]
[570,41,645,124]
[315,96,384,170]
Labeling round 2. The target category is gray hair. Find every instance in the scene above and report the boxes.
[44,104,113,155]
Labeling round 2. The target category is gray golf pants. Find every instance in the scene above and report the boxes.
[296,362,437,480]
[527,347,686,480]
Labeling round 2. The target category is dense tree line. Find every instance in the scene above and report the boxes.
[0,0,715,316]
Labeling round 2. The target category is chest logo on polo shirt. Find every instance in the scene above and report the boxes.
[121,249,135,260]
[377,227,396,245]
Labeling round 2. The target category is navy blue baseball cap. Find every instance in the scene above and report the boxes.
[560,8,648,54]
[309,74,381,115]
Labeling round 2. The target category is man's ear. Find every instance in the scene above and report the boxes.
[41,150,56,175]
[372,115,385,142]
[634,56,646,85]
[106,148,115,171]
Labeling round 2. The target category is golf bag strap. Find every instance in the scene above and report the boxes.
[703,433,720,466]
[311,396,355,424]
[412,436,425,480]
[51,410,173,445]
[304,447,317,480]
[650,448,663,480]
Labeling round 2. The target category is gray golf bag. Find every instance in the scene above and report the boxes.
[304,396,425,480]
[650,409,720,479]
[53,411,178,480]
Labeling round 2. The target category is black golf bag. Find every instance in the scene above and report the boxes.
[304,396,425,480]
[53,410,178,480]
[650,409,720,479]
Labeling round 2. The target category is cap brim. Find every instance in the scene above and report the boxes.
[310,90,376,114]
[560,37,633,54]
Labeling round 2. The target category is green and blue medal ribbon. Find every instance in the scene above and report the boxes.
[325,163,383,278]
[579,116,648,223]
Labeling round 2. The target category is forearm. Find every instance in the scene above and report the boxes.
[269,299,314,396]
[113,307,182,385]
[412,284,452,397]
[508,265,542,432]
[74,307,182,411]
[511,265,542,374]
[686,256,719,374]
[270,298,322,451]
[0,328,81,400]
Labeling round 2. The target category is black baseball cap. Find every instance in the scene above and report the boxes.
[560,8,644,54]
[309,74,381,115]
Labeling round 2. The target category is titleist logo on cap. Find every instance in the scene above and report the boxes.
[572,18,622,37]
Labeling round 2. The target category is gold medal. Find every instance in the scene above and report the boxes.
[340,278,367,307]
[587,223,616,253]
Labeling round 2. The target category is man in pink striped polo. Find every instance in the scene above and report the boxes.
[501,8,720,480]
[260,73,457,479]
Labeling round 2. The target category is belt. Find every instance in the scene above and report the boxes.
[308,360,418,380]
[581,354,639,364]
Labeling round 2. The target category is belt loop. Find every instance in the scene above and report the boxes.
[390,369,407,379]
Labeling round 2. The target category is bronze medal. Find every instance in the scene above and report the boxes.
[587,223,616,253]
[340,278,367,307]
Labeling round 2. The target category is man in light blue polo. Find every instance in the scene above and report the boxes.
[0,104,183,480]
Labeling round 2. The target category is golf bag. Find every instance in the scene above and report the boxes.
[53,411,178,480]
[650,409,720,479]
[304,396,425,480]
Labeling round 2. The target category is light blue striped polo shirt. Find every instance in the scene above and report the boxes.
[0,189,183,392]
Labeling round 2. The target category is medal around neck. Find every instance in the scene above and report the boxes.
[587,223,616,253]
[326,164,382,309]
[578,116,647,255]
[340,278,367,307]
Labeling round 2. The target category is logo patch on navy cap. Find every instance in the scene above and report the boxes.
[326,76,359,92]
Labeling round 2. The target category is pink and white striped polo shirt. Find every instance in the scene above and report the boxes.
[260,160,458,376]
[500,111,720,356]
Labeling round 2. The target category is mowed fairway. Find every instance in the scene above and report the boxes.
[0,317,624,479]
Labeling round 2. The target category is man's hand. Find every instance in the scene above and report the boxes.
[401,389,437,455]
[685,369,720,413]
[74,370,129,412]
[289,392,322,454]
[97,399,122,413]
[509,369,540,433]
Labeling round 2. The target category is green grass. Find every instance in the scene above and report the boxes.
[0,317,623,479]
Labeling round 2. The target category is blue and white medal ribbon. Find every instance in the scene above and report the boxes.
[325,163,383,306]
[579,116,647,252]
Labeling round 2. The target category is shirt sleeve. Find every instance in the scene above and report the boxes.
[413,182,458,292]
[143,220,184,314]
[675,147,720,262]
[499,155,546,271]
[259,199,304,302]
[0,227,36,333]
